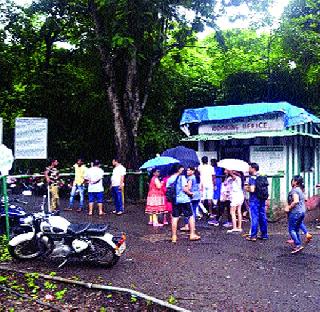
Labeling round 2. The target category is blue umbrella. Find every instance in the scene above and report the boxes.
[139,156,180,170]
[161,145,200,168]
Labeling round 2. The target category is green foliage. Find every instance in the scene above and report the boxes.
[0,235,12,262]
[167,294,177,305]
[55,287,67,300]
[130,295,138,303]
[44,280,57,290]
[25,272,40,293]
[1,0,320,165]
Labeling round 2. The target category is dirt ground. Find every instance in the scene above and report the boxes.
[2,197,320,312]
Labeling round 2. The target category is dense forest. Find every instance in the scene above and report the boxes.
[1,0,320,169]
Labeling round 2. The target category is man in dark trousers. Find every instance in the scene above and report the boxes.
[245,162,269,241]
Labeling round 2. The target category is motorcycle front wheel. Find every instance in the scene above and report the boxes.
[90,238,120,268]
[8,239,43,260]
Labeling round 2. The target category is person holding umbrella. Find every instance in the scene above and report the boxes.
[145,168,166,226]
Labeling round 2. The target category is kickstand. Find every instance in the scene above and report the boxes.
[58,259,68,268]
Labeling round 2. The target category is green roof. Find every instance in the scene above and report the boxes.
[181,130,320,142]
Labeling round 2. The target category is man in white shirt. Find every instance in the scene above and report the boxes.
[111,158,126,215]
[198,156,215,218]
[85,159,105,216]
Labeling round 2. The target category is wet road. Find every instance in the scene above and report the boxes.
[7,199,320,311]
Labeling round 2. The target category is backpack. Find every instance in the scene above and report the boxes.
[255,175,269,200]
[166,177,179,203]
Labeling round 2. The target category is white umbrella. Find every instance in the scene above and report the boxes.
[217,158,249,173]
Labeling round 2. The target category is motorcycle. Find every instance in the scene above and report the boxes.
[0,197,32,237]
[8,212,126,268]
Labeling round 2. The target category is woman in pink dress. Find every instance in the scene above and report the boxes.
[145,169,166,227]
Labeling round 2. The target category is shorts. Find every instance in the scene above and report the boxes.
[172,202,193,218]
[88,192,104,203]
[201,187,214,200]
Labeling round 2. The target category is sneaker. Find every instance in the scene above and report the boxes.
[257,236,269,240]
[286,239,294,244]
[291,246,304,254]
[208,220,219,226]
[305,233,313,245]
[316,224,320,229]
[222,222,233,228]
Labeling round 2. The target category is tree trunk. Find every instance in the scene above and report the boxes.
[89,1,156,169]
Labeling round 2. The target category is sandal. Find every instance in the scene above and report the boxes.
[180,226,190,232]
[171,235,177,243]
[189,235,201,241]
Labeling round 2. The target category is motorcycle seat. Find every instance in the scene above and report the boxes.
[67,223,90,235]
[85,224,109,235]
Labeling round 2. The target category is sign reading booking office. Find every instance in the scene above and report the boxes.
[199,116,285,135]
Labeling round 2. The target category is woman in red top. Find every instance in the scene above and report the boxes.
[145,169,166,226]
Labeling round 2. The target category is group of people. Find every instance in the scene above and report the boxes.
[45,153,313,254]
[44,157,126,216]
[145,156,313,253]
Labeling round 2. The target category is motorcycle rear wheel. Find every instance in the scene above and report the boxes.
[8,239,43,260]
[90,238,120,268]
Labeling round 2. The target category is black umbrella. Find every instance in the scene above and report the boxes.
[161,145,200,168]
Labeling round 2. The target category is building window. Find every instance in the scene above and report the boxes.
[301,147,314,172]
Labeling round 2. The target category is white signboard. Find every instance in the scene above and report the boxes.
[0,117,2,144]
[199,116,285,135]
[15,118,48,159]
[250,146,285,175]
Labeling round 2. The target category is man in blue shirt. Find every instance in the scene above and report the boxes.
[245,162,268,241]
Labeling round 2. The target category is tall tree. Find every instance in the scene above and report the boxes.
[87,0,271,168]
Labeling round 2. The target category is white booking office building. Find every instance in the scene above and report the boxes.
[180,102,320,200]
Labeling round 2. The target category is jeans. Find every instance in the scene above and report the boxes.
[288,212,305,247]
[69,184,85,209]
[184,200,200,224]
[300,221,308,234]
[112,186,123,212]
[249,199,268,238]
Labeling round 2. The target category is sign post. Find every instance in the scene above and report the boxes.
[0,144,14,239]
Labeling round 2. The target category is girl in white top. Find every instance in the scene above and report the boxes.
[227,170,245,233]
